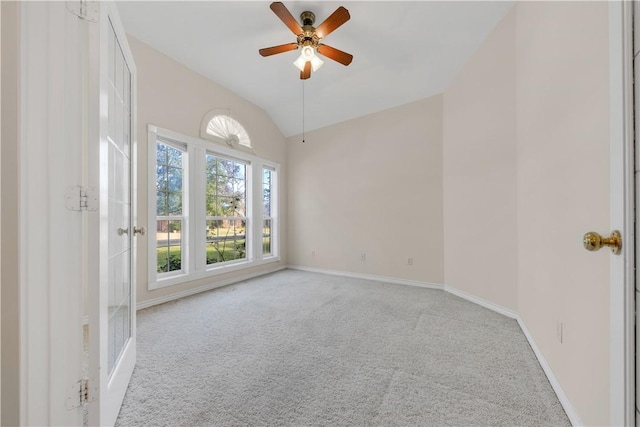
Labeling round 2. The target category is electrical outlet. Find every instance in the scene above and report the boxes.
[407,257,413,266]
[361,253,366,262]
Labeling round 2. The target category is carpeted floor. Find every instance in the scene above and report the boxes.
[115,269,571,426]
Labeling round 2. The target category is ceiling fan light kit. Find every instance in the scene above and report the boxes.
[293,47,323,72]
[259,2,353,80]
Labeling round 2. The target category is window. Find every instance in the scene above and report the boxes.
[205,155,247,265]
[155,141,186,276]
[201,110,252,150]
[263,168,274,256]
[148,125,279,289]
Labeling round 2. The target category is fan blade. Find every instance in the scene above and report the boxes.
[259,43,298,57]
[317,44,353,66]
[270,2,303,35]
[315,6,350,39]
[300,61,311,80]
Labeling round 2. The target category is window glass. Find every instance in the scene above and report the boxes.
[263,168,273,256]
[156,142,184,274]
[206,154,248,265]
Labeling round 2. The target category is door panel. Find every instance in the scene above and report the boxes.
[107,21,132,377]
[88,2,137,426]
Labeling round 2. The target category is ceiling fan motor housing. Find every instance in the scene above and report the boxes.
[299,11,319,48]
[300,11,315,26]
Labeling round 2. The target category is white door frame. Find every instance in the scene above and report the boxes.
[17,2,138,424]
[609,1,635,426]
[17,2,86,425]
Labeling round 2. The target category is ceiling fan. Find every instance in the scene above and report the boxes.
[259,2,353,80]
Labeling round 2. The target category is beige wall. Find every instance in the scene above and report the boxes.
[287,96,444,284]
[1,2,20,425]
[443,8,517,311]
[516,2,610,425]
[444,2,610,425]
[128,36,288,305]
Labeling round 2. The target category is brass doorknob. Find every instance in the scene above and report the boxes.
[134,226,146,236]
[583,230,622,254]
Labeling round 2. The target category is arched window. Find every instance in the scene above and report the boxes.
[201,109,252,150]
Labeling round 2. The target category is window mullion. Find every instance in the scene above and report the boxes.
[253,161,264,261]
[147,127,158,287]
[245,162,254,262]
[271,167,278,257]
[192,145,206,272]
[179,146,189,276]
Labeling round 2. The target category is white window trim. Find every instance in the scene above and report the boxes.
[147,125,280,290]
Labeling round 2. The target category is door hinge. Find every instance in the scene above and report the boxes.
[80,378,90,405]
[66,378,96,409]
[65,186,98,211]
[66,0,98,23]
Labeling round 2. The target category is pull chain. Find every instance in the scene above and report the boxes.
[302,80,306,143]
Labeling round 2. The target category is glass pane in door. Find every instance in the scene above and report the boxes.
[107,21,132,377]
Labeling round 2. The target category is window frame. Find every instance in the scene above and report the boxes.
[204,152,250,267]
[152,138,189,282]
[148,125,280,290]
[262,166,277,258]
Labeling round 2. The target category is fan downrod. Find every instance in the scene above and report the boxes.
[300,11,315,27]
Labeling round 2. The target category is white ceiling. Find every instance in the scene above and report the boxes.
[117,1,514,138]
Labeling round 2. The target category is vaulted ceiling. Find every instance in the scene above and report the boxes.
[117,1,514,137]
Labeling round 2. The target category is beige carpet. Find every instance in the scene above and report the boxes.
[115,269,570,426]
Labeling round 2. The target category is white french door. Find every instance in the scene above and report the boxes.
[87,2,137,426]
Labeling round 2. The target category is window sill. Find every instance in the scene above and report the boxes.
[149,256,281,290]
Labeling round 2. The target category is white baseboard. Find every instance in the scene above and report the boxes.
[136,266,287,311]
[286,264,579,426]
[444,285,518,319]
[517,318,582,427]
[286,265,519,319]
[287,264,443,290]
